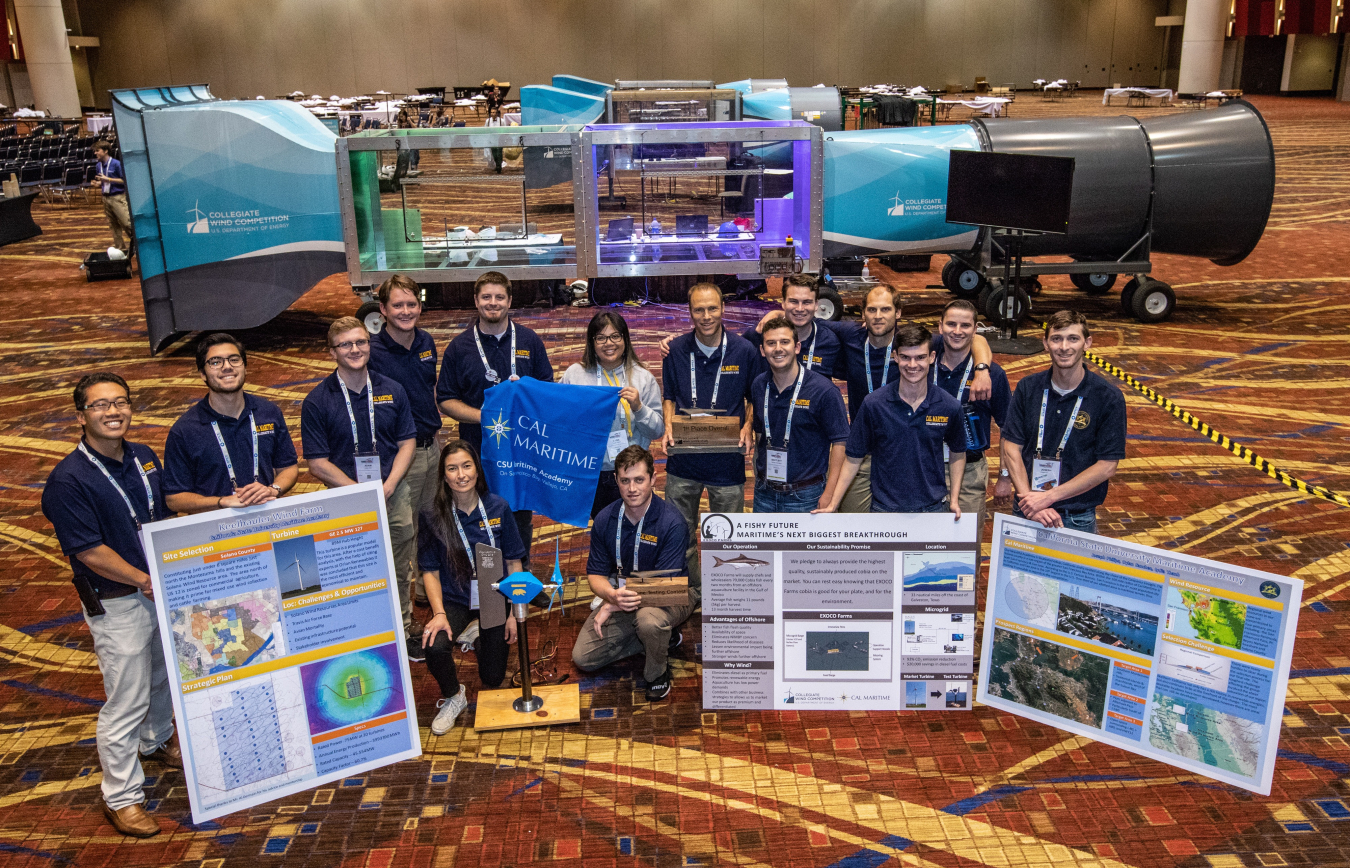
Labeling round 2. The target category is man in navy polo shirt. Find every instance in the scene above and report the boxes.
[660,283,756,585]
[369,274,442,606]
[740,274,841,379]
[749,315,850,513]
[931,300,1011,531]
[93,140,132,254]
[1000,310,1126,533]
[436,271,553,564]
[823,323,967,516]
[163,333,298,514]
[301,316,419,657]
[42,373,178,839]
[572,446,690,702]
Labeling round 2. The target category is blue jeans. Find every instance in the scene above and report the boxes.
[753,481,826,513]
[1014,502,1098,534]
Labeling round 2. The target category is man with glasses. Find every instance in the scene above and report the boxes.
[42,373,178,838]
[163,333,299,515]
[301,317,420,659]
[437,271,553,564]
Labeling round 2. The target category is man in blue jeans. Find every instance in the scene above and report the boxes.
[821,323,967,516]
[999,310,1126,534]
[748,315,849,513]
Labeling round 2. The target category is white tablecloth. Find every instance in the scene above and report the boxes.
[87,116,113,133]
[939,97,1010,116]
[1103,87,1172,104]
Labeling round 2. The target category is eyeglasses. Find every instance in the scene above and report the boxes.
[332,339,370,351]
[83,397,131,412]
[594,334,624,345]
[204,354,244,369]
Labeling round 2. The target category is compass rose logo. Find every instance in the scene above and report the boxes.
[486,409,513,448]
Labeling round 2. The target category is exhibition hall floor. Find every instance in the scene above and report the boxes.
[2,93,1349,867]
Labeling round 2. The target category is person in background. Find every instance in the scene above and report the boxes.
[163,333,298,514]
[41,373,178,838]
[92,141,133,255]
[418,441,523,735]
[740,274,841,379]
[368,275,442,606]
[562,310,664,517]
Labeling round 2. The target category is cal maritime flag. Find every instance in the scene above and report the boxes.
[480,377,620,527]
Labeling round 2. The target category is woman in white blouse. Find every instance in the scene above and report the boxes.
[562,310,665,517]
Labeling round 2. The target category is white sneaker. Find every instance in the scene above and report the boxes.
[457,619,480,652]
[431,685,468,736]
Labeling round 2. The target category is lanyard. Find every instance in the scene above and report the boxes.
[763,364,806,449]
[598,366,633,435]
[78,441,155,529]
[616,507,646,575]
[933,354,974,403]
[451,498,494,573]
[340,374,377,453]
[801,323,819,371]
[864,338,891,394]
[689,330,727,410]
[211,413,259,489]
[474,321,516,383]
[1036,390,1084,459]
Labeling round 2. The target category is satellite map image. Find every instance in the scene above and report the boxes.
[902,552,977,591]
[1149,692,1263,778]
[171,588,284,679]
[805,631,870,671]
[1165,587,1247,649]
[987,627,1110,728]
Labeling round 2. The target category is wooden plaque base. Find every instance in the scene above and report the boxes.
[668,415,742,454]
[627,575,690,608]
[473,683,582,731]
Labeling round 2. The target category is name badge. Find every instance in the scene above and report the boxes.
[1031,458,1062,490]
[354,452,381,484]
[606,428,630,462]
[470,578,479,609]
[766,448,788,483]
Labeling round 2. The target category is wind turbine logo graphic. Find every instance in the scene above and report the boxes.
[187,200,210,234]
[887,193,905,217]
[284,553,312,594]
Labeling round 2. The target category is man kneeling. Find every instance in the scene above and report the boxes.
[572,445,691,701]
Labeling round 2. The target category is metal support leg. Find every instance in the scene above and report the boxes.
[512,602,542,713]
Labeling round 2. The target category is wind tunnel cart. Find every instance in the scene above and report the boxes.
[334,125,584,329]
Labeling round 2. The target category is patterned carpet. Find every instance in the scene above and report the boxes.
[2,92,1350,868]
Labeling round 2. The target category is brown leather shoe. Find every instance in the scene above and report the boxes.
[140,735,182,769]
[103,802,160,838]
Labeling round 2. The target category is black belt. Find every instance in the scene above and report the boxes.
[758,473,825,493]
[416,433,438,448]
[95,582,137,600]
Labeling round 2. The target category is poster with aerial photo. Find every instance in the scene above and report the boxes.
[977,515,1302,795]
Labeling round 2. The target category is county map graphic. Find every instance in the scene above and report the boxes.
[172,589,284,680]
[1165,587,1247,649]
[1148,692,1263,778]
[986,627,1110,728]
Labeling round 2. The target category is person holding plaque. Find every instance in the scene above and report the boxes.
[562,310,664,518]
[748,315,850,512]
[417,440,524,735]
[572,445,691,701]
[41,373,178,838]
[660,283,757,585]
[300,317,419,659]
[820,324,967,516]
[1000,310,1126,533]
[931,300,1011,527]
[163,333,299,514]
[436,271,554,564]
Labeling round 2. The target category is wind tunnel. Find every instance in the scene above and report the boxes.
[820,99,1274,266]
[111,86,345,353]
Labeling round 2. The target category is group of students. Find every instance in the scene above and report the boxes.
[40,269,1125,837]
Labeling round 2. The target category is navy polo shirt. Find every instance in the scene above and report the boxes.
[42,440,166,598]
[587,493,690,584]
[416,492,525,608]
[749,367,850,484]
[1002,367,1127,511]
[369,327,441,443]
[162,393,298,499]
[661,329,759,486]
[742,319,840,382]
[846,383,967,512]
[300,371,416,482]
[931,347,1011,461]
[827,322,956,419]
[435,319,553,455]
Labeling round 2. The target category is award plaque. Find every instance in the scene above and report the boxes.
[668,409,743,454]
[626,569,690,608]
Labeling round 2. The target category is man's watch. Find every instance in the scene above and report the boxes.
[999,468,1010,478]
[974,363,990,371]
[269,484,282,494]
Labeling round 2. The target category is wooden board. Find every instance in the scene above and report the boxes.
[473,683,582,731]
[626,575,689,608]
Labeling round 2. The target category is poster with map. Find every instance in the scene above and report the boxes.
[977,514,1302,795]
[142,483,420,823]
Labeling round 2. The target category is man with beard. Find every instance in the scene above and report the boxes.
[163,333,299,514]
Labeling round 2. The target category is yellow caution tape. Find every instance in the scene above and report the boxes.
[1084,349,1350,509]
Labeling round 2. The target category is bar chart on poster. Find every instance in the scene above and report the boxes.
[978,514,1302,795]
[700,512,978,711]
[141,484,420,823]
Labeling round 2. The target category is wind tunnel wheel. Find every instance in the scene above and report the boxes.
[1130,278,1176,323]
[356,301,385,334]
[1070,272,1117,294]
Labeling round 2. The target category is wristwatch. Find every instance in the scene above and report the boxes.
[999,468,1010,478]
[269,484,282,494]
[974,363,990,371]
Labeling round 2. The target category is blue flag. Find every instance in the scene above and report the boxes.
[480,377,620,528]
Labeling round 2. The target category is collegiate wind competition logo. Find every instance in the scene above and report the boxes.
[187,200,210,234]
[486,410,513,448]
[888,193,905,217]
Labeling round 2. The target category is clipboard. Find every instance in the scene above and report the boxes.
[475,542,508,630]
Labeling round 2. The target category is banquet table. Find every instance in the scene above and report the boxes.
[1102,87,1173,105]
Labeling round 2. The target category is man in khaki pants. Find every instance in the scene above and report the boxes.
[93,141,132,253]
